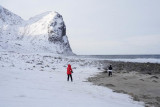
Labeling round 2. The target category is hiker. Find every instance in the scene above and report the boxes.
[67,64,73,82]
[108,65,112,77]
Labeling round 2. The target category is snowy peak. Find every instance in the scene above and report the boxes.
[0,5,23,25]
[0,6,74,55]
[27,11,53,24]
[23,11,63,36]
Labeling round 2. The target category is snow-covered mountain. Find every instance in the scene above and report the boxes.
[0,5,73,55]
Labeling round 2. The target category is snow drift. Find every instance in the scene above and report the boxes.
[0,5,73,55]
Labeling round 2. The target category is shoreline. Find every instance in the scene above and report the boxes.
[88,60,160,107]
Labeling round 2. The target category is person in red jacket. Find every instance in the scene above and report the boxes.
[67,64,73,82]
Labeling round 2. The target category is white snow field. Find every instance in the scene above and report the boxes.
[0,52,144,107]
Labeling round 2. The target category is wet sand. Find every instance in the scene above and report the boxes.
[88,61,160,107]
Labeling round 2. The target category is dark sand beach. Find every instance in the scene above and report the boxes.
[88,60,160,107]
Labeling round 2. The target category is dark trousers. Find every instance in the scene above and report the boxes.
[108,72,112,77]
[67,74,73,81]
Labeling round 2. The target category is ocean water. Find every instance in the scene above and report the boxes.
[77,55,160,63]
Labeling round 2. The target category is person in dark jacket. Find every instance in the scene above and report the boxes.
[67,64,73,82]
[108,65,112,77]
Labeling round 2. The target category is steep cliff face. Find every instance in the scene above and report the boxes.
[47,12,72,54]
[48,12,66,43]
[0,5,74,55]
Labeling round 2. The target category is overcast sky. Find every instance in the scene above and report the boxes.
[1,0,160,55]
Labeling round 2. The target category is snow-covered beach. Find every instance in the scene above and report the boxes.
[0,52,144,107]
[1,3,159,107]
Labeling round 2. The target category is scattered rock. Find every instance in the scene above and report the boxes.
[152,80,158,83]
[28,68,33,70]
[97,67,101,70]
[150,76,159,79]
[155,97,160,102]
[147,72,152,75]
[15,43,22,46]
[43,56,51,58]
[139,79,144,81]
[36,63,43,65]
[123,77,127,80]
[105,84,115,87]
[26,61,32,63]
[142,95,151,99]
[73,67,77,69]
[102,70,108,73]
[114,90,127,94]
[146,101,159,107]
[45,65,49,67]
[133,95,140,101]
[52,68,56,70]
